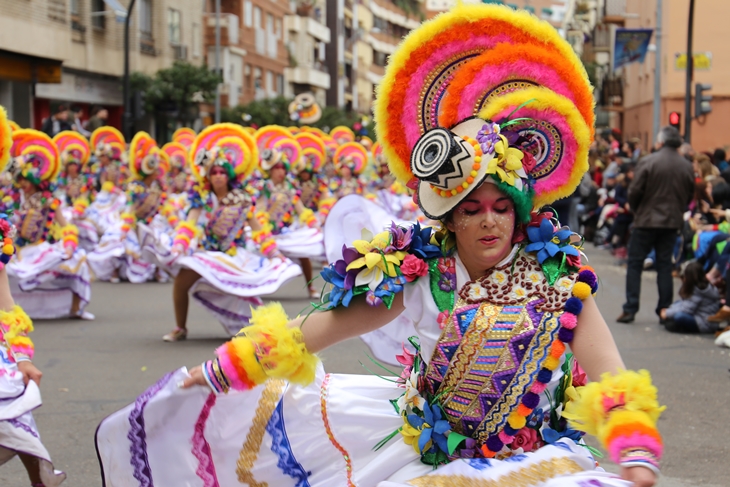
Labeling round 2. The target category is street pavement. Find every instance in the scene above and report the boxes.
[0,249,728,486]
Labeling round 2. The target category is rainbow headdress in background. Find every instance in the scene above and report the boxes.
[129,132,162,179]
[334,142,368,176]
[90,126,125,161]
[53,131,91,170]
[295,132,327,173]
[330,126,355,145]
[162,141,189,170]
[12,129,61,186]
[254,126,294,153]
[172,127,196,149]
[374,3,593,220]
[370,141,387,175]
[190,123,258,185]
[0,107,12,174]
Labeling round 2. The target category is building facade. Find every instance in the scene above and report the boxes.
[284,1,330,105]
[0,0,205,130]
[620,0,730,152]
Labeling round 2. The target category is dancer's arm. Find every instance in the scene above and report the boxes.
[172,208,201,255]
[183,293,405,388]
[0,268,42,385]
[571,296,657,487]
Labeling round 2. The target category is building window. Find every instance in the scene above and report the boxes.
[168,9,181,45]
[373,50,387,67]
[71,0,80,15]
[91,0,105,29]
[244,64,251,90]
[266,13,273,34]
[244,0,252,27]
[254,6,261,28]
[275,18,281,39]
[140,0,153,41]
[254,67,262,90]
[266,70,273,94]
[192,23,201,57]
[276,74,284,95]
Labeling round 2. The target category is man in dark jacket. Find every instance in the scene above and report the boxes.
[40,104,72,137]
[617,126,695,323]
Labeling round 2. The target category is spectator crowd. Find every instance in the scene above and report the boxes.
[570,126,730,345]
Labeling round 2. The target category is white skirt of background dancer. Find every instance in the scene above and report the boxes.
[272,224,326,261]
[139,227,303,336]
[0,347,65,486]
[7,243,91,320]
[86,214,169,283]
[324,194,416,366]
[61,206,99,252]
[96,298,629,487]
[84,188,127,236]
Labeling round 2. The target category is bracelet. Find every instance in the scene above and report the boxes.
[61,224,79,251]
[0,305,35,362]
[201,360,229,395]
[298,208,318,228]
[621,460,661,477]
[120,212,135,233]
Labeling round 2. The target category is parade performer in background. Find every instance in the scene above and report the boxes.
[161,141,190,196]
[256,135,324,298]
[172,127,196,150]
[0,106,66,486]
[7,129,92,320]
[53,131,98,251]
[87,132,165,283]
[96,6,662,487]
[85,127,127,237]
[140,123,301,341]
[293,131,335,218]
[288,92,323,125]
[331,141,367,198]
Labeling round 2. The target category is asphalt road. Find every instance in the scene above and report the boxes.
[1,249,728,486]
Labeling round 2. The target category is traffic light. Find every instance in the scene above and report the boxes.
[669,111,681,131]
[695,83,712,117]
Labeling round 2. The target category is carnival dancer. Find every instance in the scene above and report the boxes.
[139,123,301,340]
[0,106,66,486]
[87,132,165,283]
[161,141,190,196]
[256,135,325,298]
[330,141,367,198]
[96,6,662,487]
[293,131,335,217]
[7,129,92,320]
[53,131,99,252]
[85,127,127,237]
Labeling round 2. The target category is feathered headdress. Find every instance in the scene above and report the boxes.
[334,142,368,176]
[0,107,12,174]
[330,126,355,145]
[12,129,61,186]
[374,3,593,221]
[129,132,163,179]
[295,132,327,173]
[90,126,125,161]
[172,127,196,149]
[189,123,258,184]
[162,141,188,170]
[53,131,90,170]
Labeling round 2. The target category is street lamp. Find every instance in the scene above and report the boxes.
[123,0,137,140]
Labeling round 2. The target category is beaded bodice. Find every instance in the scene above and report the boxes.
[299,179,322,210]
[128,180,163,222]
[202,189,252,252]
[17,192,52,244]
[424,251,579,444]
[334,177,362,198]
[63,174,88,202]
[260,180,296,233]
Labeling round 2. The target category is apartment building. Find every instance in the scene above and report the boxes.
[206,0,292,107]
[327,0,422,114]
[426,0,570,25]
[0,0,205,130]
[284,1,330,105]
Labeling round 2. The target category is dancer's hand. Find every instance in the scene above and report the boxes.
[64,246,73,259]
[171,244,184,256]
[621,465,656,487]
[181,365,209,389]
[17,361,42,386]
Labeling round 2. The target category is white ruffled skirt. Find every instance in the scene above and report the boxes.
[61,207,99,252]
[0,348,65,486]
[7,242,91,319]
[274,225,326,261]
[84,189,126,236]
[86,216,170,283]
[139,226,302,335]
[95,366,629,487]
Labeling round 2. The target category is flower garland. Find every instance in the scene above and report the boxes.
[319,222,445,310]
[525,211,583,285]
[0,192,16,269]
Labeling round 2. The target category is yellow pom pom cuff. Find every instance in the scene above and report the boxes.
[563,369,665,469]
[210,303,319,393]
[0,305,35,362]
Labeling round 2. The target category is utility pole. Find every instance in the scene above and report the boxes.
[123,0,137,140]
[652,0,662,142]
[214,0,221,124]
[683,0,695,143]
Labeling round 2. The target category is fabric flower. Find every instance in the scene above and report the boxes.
[527,408,545,429]
[400,254,429,282]
[476,122,501,154]
[521,152,537,173]
[401,421,424,454]
[525,218,578,264]
[436,310,451,329]
[397,370,426,412]
[409,223,441,260]
[511,428,538,452]
[406,403,451,454]
[486,135,527,190]
[572,360,587,387]
[541,425,583,444]
[388,222,413,252]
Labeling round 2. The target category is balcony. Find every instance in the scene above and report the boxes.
[367,31,398,55]
[285,15,330,43]
[285,65,330,90]
[205,13,240,47]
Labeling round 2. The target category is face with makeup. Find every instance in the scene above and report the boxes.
[270,164,287,184]
[445,182,517,280]
[340,166,352,179]
[209,165,229,193]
